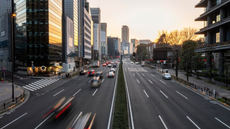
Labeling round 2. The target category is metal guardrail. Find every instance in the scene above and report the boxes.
[0,90,25,111]
[171,75,230,105]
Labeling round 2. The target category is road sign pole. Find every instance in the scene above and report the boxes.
[176,50,178,79]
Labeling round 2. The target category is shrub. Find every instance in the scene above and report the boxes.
[214,77,230,84]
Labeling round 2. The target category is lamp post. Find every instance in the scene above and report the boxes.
[11,1,16,102]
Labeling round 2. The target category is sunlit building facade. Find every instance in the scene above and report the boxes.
[131,39,139,53]
[14,0,63,75]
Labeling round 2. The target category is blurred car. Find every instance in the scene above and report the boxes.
[113,64,117,68]
[108,71,114,78]
[135,62,139,65]
[80,69,88,75]
[102,63,107,66]
[141,62,145,67]
[162,73,171,80]
[163,69,168,73]
[110,68,116,73]
[94,71,103,79]
[43,97,74,120]
[107,64,111,67]
[88,70,95,76]
[91,77,101,87]
[131,62,134,64]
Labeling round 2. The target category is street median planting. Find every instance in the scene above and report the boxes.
[112,62,129,129]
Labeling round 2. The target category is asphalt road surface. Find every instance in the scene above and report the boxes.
[123,61,230,129]
[0,59,119,129]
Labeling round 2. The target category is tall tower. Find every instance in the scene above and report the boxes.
[122,25,129,43]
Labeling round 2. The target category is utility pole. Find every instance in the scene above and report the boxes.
[176,50,178,79]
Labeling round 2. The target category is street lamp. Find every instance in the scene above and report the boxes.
[11,7,16,102]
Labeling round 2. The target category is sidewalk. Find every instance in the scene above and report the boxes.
[0,81,26,112]
[161,68,230,99]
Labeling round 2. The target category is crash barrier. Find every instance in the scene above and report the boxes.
[0,90,25,112]
[171,75,230,105]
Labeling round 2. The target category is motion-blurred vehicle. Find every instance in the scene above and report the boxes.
[43,97,74,120]
[141,62,145,67]
[135,62,139,64]
[91,76,101,87]
[88,70,95,76]
[80,69,88,75]
[102,63,107,66]
[107,64,111,67]
[94,71,103,79]
[110,68,116,73]
[108,71,114,78]
[93,61,100,68]
[67,112,96,129]
[113,64,117,68]
[131,62,134,64]
[162,73,171,80]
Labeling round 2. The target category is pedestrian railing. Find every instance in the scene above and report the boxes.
[0,90,25,112]
[171,75,230,106]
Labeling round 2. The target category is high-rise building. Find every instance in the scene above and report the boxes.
[122,25,129,42]
[131,39,139,53]
[107,37,121,58]
[91,8,101,61]
[14,0,63,75]
[139,39,152,45]
[101,23,107,59]
[195,0,230,76]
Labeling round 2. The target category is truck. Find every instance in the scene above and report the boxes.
[93,61,100,68]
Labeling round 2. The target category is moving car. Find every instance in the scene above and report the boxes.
[94,71,103,79]
[91,77,101,87]
[93,61,100,68]
[102,63,107,66]
[88,70,95,76]
[162,73,171,80]
[110,68,116,73]
[80,69,88,75]
[113,64,117,68]
[108,71,115,78]
[107,64,112,67]
[43,97,74,120]
[135,62,139,65]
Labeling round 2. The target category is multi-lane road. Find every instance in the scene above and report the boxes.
[0,60,119,129]
[1,59,230,129]
[123,61,230,129]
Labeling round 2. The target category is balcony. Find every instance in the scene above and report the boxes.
[195,0,207,7]
[195,40,230,53]
[195,0,230,21]
[195,16,230,34]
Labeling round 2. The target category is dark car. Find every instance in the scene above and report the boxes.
[94,71,103,79]
[91,77,101,87]
[112,64,117,68]
[88,70,95,76]
[80,69,88,75]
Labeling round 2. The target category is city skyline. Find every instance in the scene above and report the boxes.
[88,0,204,41]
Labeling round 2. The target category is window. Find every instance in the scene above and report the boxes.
[216,32,220,43]
[216,14,220,22]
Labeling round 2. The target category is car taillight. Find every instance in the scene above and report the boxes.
[87,71,90,74]
[55,103,71,119]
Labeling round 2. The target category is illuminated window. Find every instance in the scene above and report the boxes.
[216,14,220,22]
[216,32,220,43]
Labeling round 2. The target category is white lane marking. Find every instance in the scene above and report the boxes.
[73,89,81,96]
[215,117,230,128]
[123,66,135,129]
[53,89,65,97]
[88,79,93,83]
[148,79,153,84]
[107,63,119,129]
[151,74,154,77]
[160,90,168,99]
[102,79,105,83]
[176,91,188,99]
[34,112,54,129]
[133,73,135,76]
[92,88,98,96]
[158,115,168,129]
[1,113,27,129]
[143,90,149,98]
[186,116,201,129]
[142,73,145,76]
[137,79,140,83]
[160,80,166,84]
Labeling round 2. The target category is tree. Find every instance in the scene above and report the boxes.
[181,40,198,81]
[192,53,205,79]
[136,44,149,62]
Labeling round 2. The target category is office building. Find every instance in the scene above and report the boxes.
[139,39,152,45]
[195,0,230,76]
[14,0,63,75]
[91,8,101,61]
[0,0,12,71]
[101,23,107,60]
[131,39,139,53]
[122,25,129,42]
[108,37,121,58]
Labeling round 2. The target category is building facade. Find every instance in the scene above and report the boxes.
[101,22,107,60]
[91,8,101,62]
[139,39,152,45]
[131,38,139,53]
[122,25,129,42]
[108,37,121,58]
[83,7,92,60]
[14,0,63,75]
[195,0,230,76]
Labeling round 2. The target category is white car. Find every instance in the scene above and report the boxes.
[162,73,171,80]
[110,68,116,73]
[108,64,111,67]
[108,72,115,78]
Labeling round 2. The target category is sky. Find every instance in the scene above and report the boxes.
[88,0,204,42]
